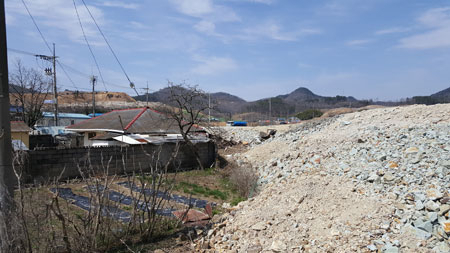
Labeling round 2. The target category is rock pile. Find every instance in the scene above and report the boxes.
[196,104,450,252]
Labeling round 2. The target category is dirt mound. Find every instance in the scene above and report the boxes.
[197,104,450,252]
[57,91,136,104]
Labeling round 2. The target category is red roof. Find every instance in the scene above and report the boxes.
[67,107,202,134]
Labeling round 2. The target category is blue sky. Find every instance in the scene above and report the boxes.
[5,0,450,101]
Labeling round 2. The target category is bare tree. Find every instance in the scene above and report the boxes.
[164,81,209,170]
[9,61,51,127]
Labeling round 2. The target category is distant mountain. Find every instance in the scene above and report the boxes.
[210,92,247,114]
[400,86,450,105]
[431,87,450,100]
[134,86,370,119]
[245,87,365,117]
[280,87,321,102]
[9,83,32,93]
[134,87,247,115]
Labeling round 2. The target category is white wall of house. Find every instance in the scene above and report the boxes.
[82,132,122,147]
[91,140,121,147]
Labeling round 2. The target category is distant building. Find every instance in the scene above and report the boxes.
[10,105,23,121]
[37,112,91,127]
[66,107,206,147]
[11,121,32,149]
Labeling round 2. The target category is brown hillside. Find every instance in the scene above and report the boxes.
[57,91,136,104]
[10,91,136,105]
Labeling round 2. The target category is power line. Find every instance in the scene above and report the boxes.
[80,0,134,87]
[57,61,80,90]
[8,47,80,90]
[56,60,91,78]
[56,61,131,89]
[20,0,52,53]
[20,0,80,91]
[7,47,35,56]
[72,0,107,92]
[17,1,141,95]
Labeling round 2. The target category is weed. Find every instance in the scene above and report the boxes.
[178,181,228,200]
[231,196,245,206]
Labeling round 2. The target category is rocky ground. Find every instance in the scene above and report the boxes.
[195,104,450,252]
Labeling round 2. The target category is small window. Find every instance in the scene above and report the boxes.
[71,120,75,125]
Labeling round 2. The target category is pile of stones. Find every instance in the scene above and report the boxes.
[197,104,450,252]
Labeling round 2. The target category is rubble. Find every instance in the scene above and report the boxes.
[195,104,450,252]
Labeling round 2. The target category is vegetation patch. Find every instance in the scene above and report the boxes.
[296,109,323,120]
[177,181,228,200]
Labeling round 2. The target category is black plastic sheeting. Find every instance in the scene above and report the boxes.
[86,185,176,217]
[50,188,132,222]
[117,182,215,209]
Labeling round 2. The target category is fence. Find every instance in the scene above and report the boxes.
[20,140,216,183]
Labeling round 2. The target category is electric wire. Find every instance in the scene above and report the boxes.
[20,0,52,53]
[80,0,134,87]
[8,46,131,93]
[72,0,108,92]
[56,61,131,90]
[20,0,81,91]
[7,48,36,56]
[20,0,140,95]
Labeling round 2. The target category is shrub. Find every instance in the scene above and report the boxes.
[296,109,323,120]
[229,165,258,199]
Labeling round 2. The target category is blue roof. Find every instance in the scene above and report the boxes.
[10,105,23,113]
[42,112,91,119]
[88,113,103,117]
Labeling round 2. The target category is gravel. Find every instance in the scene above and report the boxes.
[195,104,450,252]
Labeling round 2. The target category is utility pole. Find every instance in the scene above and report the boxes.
[40,45,58,126]
[0,0,16,248]
[208,93,211,124]
[269,97,272,121]
[91,76,97,115]
[141,82,150,107]
[52,44,58,126]
[146,81,149,107]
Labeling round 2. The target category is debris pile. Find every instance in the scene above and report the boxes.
[197,104,450,252]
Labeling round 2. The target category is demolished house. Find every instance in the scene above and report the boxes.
[66,107,207,147]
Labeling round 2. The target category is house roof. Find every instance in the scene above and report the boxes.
[10,121,32,132]
[42,112,91,119]
[66,107,199,134]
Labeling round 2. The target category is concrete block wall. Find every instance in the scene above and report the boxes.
[22,141,216,182]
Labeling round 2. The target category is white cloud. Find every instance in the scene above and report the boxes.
[241,21,321,41]
[317,0,376,17]
[399,7,450,49]
[170,0,214,17]
[346,39,372,46]
[194,20,216,34]
[169,0,239,37]
[191,56,237,75]
[6,0,106,45]
[298,62,312,69]
[100,1,139,9]
[375,27,410,35]
[235,0,275,4]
